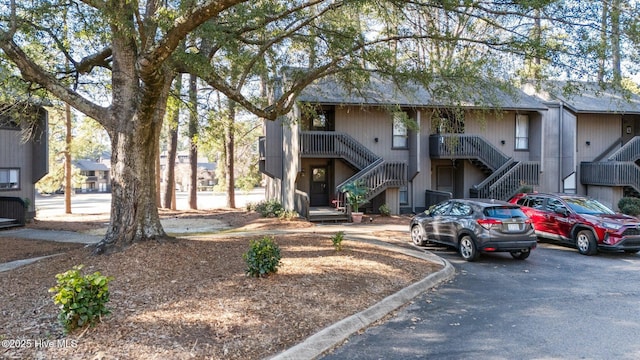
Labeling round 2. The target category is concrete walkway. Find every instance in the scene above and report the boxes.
[0,223,455,359]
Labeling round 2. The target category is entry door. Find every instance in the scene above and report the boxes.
[436,166,454,195]
[310,167,329,206]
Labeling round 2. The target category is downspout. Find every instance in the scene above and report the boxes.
[412,110,421,214]
[559,102,564,192]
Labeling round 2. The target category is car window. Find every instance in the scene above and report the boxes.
[518,196,544,209]
[430,201,451,216]
[484,206,527,219]
[564,197,615,215]
[450,202,472,216]
[545,198,567,213]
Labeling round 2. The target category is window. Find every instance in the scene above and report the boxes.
[399,186,408,205]
[0,115,19,130]
[392,113,408,148]
[450,202,472,216]
[515,114,529,150]
[0,168,20,190]
[430,201,451,216]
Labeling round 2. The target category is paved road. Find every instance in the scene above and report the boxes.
[321,242,640,360]
[34,188,265,217]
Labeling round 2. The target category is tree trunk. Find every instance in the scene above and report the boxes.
[611,0,621,85]
[94,121,167,254]
[188,74,198,209]
[163,75,181,209]
[64,102,72,214]
[225,100,236,208]
[93,67,174,254]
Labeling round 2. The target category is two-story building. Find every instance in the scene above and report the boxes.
[0,105,48,227]
[259,76,640,221]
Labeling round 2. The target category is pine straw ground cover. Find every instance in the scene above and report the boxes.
[0,210,442,359]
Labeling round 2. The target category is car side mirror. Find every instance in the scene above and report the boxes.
[555,208,569,216]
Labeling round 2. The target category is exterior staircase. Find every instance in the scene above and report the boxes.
[581,136,640,196]
[301,131,407,215]
[429,134,540,200]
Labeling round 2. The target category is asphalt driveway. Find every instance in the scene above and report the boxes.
[321,242,640,360]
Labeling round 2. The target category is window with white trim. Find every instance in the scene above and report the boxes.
[0,168,20,190]
[515,114,529,150]
[392,113,408,149]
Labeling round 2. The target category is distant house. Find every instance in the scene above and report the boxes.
[73,158,111,192]
[159,151,217,192]
[0,105,48,227]
[259,75,640,220]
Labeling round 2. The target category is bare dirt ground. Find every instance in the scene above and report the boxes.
[0,210,441,360]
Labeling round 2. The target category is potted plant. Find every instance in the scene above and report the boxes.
[341,180,369,223]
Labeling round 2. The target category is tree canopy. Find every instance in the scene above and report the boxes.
[1,0,638,253]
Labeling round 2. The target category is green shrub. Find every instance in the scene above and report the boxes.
[49,265,113,334]
[243,236,282,277]
[379,203,391,216]
[278,210,299,220]
[252,200,284,217]
[331,231,345,251]
[618,197,640,216]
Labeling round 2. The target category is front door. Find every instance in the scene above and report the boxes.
[310,167,329,206]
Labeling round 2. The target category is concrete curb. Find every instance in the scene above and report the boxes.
[0,254,63,273]
[268,242,456,360]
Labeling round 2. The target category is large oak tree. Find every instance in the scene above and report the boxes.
[1,1,631,254]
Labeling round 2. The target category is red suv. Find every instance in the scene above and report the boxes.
[509,193,640,255]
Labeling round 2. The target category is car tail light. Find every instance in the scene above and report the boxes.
[478,218,502,230]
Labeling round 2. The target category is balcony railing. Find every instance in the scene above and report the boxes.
[301,131,380,170]
[429,134,510,171]
[581,161,640,191]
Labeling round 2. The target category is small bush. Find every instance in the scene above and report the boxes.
[243,236,282,277]
[278,210,299,220]
[49,265,113,334]
[379,203,391,216]
[618,197,640,216]
[331,231,345,251]
[252,200,284,218]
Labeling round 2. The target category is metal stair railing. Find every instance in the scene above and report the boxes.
[429,134,510,171]
[335,161,407,211]
[486,161,540,200]
[580,161,640,195]
[607,136,640,162]
[471,159,517,198]
[301,131,380,170]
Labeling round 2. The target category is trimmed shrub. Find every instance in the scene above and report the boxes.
[243,236,282,277]
[618,197,640,216]
[49,265,113,333]
[252,200,284,218]
[379,203,391,216]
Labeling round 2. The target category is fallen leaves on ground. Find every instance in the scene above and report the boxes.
[0,210,440,360]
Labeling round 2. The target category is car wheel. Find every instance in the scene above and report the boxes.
[411,225,427,246]
[510,249,530,260]
[575,229,597,255]
[459,235,479,261]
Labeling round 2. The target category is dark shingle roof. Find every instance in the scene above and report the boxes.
[73,159,110,171]
[523,81,640,114]
[296,75,547,111]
